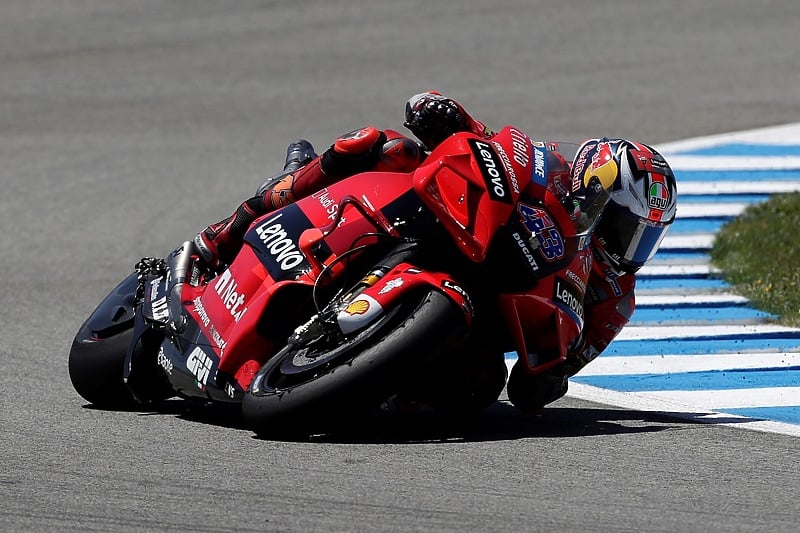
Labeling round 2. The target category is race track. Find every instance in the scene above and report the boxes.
[3,1,800,531]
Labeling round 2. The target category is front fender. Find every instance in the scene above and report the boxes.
[335,263,473,335]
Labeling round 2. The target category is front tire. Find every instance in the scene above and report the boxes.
[242,289,468,436]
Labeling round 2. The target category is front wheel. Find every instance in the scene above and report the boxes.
[242,289,468,436]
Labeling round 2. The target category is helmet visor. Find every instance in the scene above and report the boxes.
[595,203,671,272]
[572,178,610,236]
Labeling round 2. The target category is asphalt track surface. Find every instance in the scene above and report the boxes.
[3,1,800,531]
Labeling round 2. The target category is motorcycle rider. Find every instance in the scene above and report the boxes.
[193,91,677,412]
[506,136,677,412]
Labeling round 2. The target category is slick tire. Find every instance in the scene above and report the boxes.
[242,289,467,437]
[68,274,141,409]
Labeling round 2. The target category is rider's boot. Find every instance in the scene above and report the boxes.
[284,139,318,172]
[255,139,319,196]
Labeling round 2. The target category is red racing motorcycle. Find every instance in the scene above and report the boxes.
[69,127,592,436]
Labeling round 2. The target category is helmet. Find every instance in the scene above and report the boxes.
[588,139,677,274]
[565,138,622,236]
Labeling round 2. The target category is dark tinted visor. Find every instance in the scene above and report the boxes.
[595,203,670,271]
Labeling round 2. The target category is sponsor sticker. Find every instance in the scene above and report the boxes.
[553,276,584,327]
[244,206,311,279]
[532,144,548,186]
[468,139,512,204]
[337,295,383,335]
[186,346,214,387]
[213,269,248,323]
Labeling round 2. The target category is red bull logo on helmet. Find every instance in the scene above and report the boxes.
[582,142,618,190]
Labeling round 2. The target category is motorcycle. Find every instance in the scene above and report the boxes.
[69,126,592,437]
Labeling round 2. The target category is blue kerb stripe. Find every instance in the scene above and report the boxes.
[636,301,748,310]
[671,219,727,234]
[718,406,800,425]
[675,169,800,182]
[680,194,770,203]
[636,278,729,291]
[639,270,716,280]
[572,368,800,391]
[630,306,775,324]
[651,252,711,263]
[606,337,800,356]
[674,143,800,157]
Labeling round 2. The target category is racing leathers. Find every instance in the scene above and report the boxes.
[512,248,636,412]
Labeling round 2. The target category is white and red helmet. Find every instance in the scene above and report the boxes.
[573,138,677,273]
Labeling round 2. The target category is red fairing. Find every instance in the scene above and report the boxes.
[413,126,531,262]
[176,128,588,396]
[497,243,593,374]
[335,264,474,336]
[186,171,422,387]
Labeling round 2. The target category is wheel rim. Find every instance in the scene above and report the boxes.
[262,305,401,391]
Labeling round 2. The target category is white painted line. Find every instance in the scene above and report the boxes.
[631,387,800,409]
[636,286,731,297]
[657,122,800,153]
[665,155,800,170]
[567,382,800,438]
[678,181,800,195]
[661,233,715,250]
[638,264,719,277]
[677,203,748,218]
[617,324,800,341]
[577,352,800,376]
[649,255,711,266]
[635,293,749,306]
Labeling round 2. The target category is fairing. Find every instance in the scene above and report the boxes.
[131,128,589,402]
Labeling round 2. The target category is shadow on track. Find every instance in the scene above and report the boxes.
[84,398,701,443]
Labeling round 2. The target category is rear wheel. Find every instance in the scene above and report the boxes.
[68,274,140,409]
[242,289,467,436]
[68,273,171,409]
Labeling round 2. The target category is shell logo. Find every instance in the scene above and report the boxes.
[344,299,370,315]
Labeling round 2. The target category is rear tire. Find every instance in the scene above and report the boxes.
[242,289,467,436]
[68,274,140,409]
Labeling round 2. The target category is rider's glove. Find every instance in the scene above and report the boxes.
[404,92,468,150]
[320,125,388,177]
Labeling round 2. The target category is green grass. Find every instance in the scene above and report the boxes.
[710,192,800,328]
